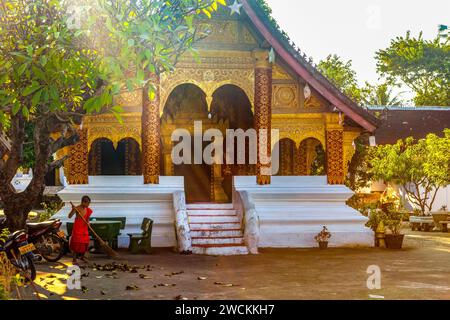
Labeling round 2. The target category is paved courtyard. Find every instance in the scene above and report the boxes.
[19,229,450,300]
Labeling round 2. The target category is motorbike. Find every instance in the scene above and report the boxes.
[0,217,36,281]
[26,219,67,262]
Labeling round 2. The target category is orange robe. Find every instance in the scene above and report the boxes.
[69,207,92,254]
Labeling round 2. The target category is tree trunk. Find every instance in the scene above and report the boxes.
[3,200,30,231]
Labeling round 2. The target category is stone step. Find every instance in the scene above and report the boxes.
[192,236,245,245]
[187,203,234,210]
[192,244,249,256]
[189,222,241,230]
[187,209,237,216]
[188,215,240,223]
[190,229,243,238]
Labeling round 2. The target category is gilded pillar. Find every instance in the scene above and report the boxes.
[142,73,161,184]
[325,114,345,185]
[68,128,89,185]
[296,140,308,176]
[253,50,272,185]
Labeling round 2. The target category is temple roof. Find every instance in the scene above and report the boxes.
[242,0,380,132]
[366,106,450,145]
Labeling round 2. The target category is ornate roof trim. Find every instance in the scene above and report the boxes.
[242,0,380,132]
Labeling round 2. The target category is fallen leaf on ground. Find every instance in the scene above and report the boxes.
[126,285,139,290]
[139,274,151,279]
[197,277,207,280]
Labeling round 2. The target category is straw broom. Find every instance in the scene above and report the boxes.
[70,202,121,259]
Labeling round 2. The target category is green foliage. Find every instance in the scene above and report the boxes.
[369,130,450,215]
[39,201,61,222]
[74,0,227,98]
[345,134,373,191]
[346,194,380,216]
[376,31,450,106]
[0,0,113,127]
[366,209,382,232]
[0,228,12,300]
[361,82,404,106]
[317,54,363,104]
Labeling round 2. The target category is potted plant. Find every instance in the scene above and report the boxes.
[382,210,408,249]
[315,226,331,249]
[366,209,382,232]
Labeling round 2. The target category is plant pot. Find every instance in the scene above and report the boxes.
[385,234,404,249]
[318,241,328,249]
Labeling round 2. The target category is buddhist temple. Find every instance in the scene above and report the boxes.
[54,0,380,255]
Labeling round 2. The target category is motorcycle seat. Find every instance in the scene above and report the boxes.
[27,220,57,230]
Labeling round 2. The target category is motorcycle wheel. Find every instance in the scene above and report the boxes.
[39,234,65,262]
[17,255,36,282]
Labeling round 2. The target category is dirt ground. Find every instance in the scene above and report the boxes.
[17,229,450,300]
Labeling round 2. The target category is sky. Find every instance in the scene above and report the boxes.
[264,0,450,98]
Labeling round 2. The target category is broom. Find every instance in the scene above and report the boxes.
[70,202,121,259]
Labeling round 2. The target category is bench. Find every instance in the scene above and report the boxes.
[409,216,434,232]
[439,221,450,232]
[127,218,153,254]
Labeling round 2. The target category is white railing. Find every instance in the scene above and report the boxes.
[173,191,192,253]
[233,189,260,254]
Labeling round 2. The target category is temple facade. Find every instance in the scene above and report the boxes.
[54,1,379,255]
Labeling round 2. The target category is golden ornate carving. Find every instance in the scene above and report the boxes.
[253,50,271,69]
[278,139,296,176]
[273,84,298,109]
[296,141,308,175]
[272,64,293,80]
[326,130,344,184]
[197,20,239,44]
[254,65,272,185]
[242,25,257,44]
[114,90,142,109]
[67,128,88,185]
[142,73,161,184]
[272,114,326,148]
[160,52,254,113]
[125,138,142,176]
[84,113,142,151]
[304,95,323,108]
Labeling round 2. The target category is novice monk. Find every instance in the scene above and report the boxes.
[68,196,93,264]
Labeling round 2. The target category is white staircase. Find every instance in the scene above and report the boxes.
[187,203,249,255]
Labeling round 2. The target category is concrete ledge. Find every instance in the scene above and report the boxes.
[52,176,184,248]
[234,176,374,248]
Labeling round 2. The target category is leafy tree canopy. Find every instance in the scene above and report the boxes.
[317,54,363,104]
[368,130,450,215]
[376,31,450,106]
[0,0,226,230]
